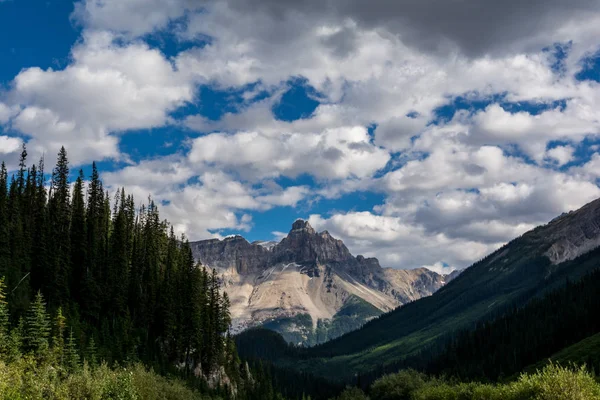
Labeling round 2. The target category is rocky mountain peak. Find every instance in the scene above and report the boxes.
[275,220,353,264]
[290,219,316,234]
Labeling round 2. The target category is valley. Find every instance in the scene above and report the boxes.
[236,196,600,383]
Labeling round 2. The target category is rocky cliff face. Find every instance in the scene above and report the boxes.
[189,236,269,274]
[542,198,600,264]
[191,220,450,344]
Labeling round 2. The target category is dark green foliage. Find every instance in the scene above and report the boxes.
[524,332,600,375]
[46,146,71,306]
[52,306,67,365]
[24,291,51,354]
[0,163,9,281]
[0,146,285,399]
[333,387,369,400]
[86,335,98,367]
[0,277,9,356]
[65,328,80,372]
[346,364,600,400]
[426,260,600,381]
[70,170,87,307]
[370,369,427,400]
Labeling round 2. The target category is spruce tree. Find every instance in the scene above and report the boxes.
[16,143,27,195]
[0,147,239,387]
[70,170,87,305]
[24,291,51,355]
[30,157,48,295]
[8,317,24,361]
[47,147,71,306]
[7,175,28,314]
[83,162,104,322]
[65,328,80,372]
[53,307,67,365]
[86,336,98,367]
[0,163,10,279]
[0,277,9,356]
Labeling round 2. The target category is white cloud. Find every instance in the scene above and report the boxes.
[1,0,598,273]
[102,157,311,239]
[0,103,19,124]
[188,126,390,181]
[423,262,456,275]
[308,212,497,270]
[4,31,193,165]
[72,0,203,37]
[468,100,600,161]
[0,136,22,155]
[546,145,576,166]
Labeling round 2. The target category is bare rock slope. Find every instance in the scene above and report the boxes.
[190,220,453,344]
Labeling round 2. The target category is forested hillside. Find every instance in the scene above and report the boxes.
[236,248,600,399]
[236,197,600,381]
[0,145,287,399]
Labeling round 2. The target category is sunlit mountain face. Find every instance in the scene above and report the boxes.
[1,0,600,275]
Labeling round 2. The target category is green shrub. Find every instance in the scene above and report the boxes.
[0,357,215,400]
[371,369,428,400]
[509,363,600,400]
[368,364,600,400]
[335,387,370,400]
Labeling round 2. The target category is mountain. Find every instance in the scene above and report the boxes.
[190,220,452,345]
[238,197,600,380]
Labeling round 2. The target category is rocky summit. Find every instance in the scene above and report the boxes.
[190,220,455,345]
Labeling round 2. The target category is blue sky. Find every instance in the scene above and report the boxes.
[1,0,599,273]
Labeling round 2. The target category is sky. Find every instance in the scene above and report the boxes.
[1,0,600,274]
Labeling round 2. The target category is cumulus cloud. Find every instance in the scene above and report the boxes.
[72,0,202,37]
[1,0,598,272]
[4,31,193,164]
[546,145,576,166]
[308,212,497,270]
[101,156,311,238]
[0,136,22,155]
[187,0,600,58]
[188,126,390,181]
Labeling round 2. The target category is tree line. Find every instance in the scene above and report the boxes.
[0,145,236,385]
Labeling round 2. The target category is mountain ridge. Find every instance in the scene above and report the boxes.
[190,220,453,344]
[238,196,600,379]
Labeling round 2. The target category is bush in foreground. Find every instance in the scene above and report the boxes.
[331,363,600,400]
[0,357,217,400]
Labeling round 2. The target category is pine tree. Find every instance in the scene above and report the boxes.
[65,328,80,372]
[0,163,10,280]
[47,147,71,306]
[53,307,67,365]
[30,157,49,295]
[107,187,130,318]
[0,147,240,390]
[0,277,9,356]
[16,143,27,195]
[7,174,28,314]
[8,317,24,361]
[70,170,87,306]
[86,336,98,367]
[24,291,51,355]
[83,162,103,322]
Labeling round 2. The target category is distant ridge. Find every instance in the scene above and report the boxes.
[190,220,454,345]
